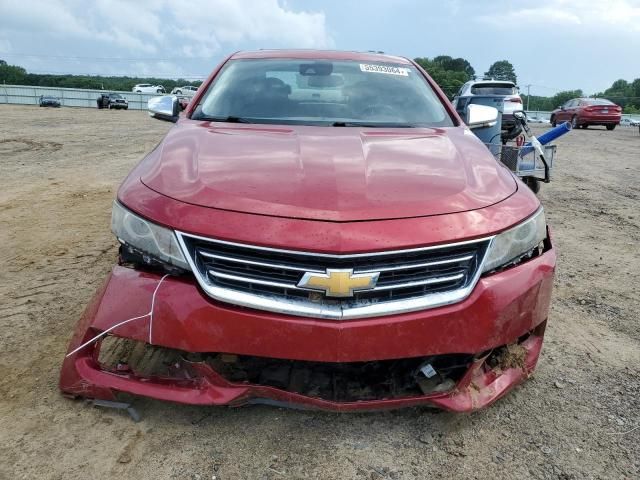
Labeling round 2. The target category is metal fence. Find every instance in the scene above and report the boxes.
[0,84,161,110]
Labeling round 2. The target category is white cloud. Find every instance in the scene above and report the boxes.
[0,0,163,53]
[165,0,333,57]
[478,7,581,25]
[0,38,11,53]
[477,0,640,33]
[0,0,333,75]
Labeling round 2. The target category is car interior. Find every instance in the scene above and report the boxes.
[197,61,451,126]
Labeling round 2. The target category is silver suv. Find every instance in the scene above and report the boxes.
[452,80,523,128]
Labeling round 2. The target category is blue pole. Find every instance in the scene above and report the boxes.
[520,121,572,156]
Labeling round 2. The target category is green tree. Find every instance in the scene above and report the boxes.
[550,90,584,108]
[414,56,475,98]
[596,78,640,111]
[484,60,517,84]
[0,59,202,92]
[610,79,629,91]
[0,60,27,84]
[431,55,475,78]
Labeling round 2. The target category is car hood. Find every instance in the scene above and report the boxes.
[140,121,517,222]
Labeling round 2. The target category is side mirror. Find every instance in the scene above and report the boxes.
[178,98,189,111]
[465,104,499,129]
[513,110,526,121]
[558,105,564,110]
[148,95,180,122]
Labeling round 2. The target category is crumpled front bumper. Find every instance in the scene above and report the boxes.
[59,247,555,412]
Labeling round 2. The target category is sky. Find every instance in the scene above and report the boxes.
[0,0,639,96]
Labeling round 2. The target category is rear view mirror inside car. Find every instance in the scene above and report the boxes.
[299,62,333,76]
[307,74,344,88]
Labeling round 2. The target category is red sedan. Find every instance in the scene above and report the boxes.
[551,98,621,130]
[60,50,556,413]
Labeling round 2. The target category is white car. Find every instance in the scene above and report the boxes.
[526,115,550,124]
[452,80,523,129]
[132,84,166,94]
[171,85,199,97]
[620,117,640,127]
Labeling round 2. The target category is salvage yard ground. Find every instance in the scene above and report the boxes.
[0,105,638,479]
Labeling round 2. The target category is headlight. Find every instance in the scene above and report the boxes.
[111,201,189,271]
[482,208,547,273]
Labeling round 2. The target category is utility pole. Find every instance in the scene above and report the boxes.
[525,84,531,112]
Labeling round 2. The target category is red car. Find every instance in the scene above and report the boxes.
[551,98,621,130]
[60,50,555,413]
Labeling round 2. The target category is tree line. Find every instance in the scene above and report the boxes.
[522,85,640,113]
[1,58,638,113]
[0,60,201,92]
[413,57,517,98]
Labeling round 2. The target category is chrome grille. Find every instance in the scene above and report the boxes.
[176,232,491,320]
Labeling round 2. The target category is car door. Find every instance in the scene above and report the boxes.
[563,100,574,121]
[558,100,571,121]
[568,99,579,120]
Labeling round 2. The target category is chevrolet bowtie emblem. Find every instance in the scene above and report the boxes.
[297,268,380,297]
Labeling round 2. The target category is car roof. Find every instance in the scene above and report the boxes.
[230,49,411,65]
[468,79,516,86]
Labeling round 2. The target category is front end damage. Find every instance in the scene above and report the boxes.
[60,240,554,412]
[62,328,544,412]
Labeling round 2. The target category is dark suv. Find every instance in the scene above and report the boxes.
[97,93,129,110]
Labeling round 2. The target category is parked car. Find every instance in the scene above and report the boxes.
[60,50,555,413]
[39,95,61,107]
[96,93,129,110]
[619,117,640,127]
[526,115,550,124]
[453,80,523,128]
[171,85,198,97]
[551,98,621,130]
[132,84,165,93]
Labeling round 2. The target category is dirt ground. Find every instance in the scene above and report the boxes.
[1,105,638,480]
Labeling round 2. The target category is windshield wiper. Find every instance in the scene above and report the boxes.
[199,115,254,124]
[331,121,415,128]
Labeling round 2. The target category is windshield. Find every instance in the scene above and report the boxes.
[470,83,517,95]
[192,59,454,127]
[110,94,122,99]
[583,99,614,106]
